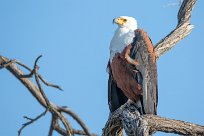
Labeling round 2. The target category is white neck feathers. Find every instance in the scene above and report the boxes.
[109,27,135,61]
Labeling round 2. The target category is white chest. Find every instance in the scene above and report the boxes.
[109,28,135,61]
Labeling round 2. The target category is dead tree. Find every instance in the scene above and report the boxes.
[102,0,204,136]
[0,55,97,136]
[0,0,203,136]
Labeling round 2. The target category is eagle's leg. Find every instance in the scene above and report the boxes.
[125,56,139,66]
[122,44,139,66]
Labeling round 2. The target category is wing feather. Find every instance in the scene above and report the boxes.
[131,29,158,114]
[108,63,128,113]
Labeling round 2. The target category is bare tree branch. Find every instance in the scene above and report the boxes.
[144,115,204,135]
[18,110,48,136]
[154,0,196,59]
[15,59,63,91]
[0,55,96,136]
[73,129,97,136]
[59,107,93,136]
[0,59,16,69]
[48,115,55,136]
[102,101,204,136]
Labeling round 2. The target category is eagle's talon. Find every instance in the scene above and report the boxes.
[125,56,139,66]
[133,70,139,73]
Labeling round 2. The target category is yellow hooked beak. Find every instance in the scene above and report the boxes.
[113,17,127,25]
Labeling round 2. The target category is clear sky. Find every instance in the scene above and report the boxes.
[0,0,204,136]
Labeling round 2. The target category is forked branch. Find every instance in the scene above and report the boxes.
[0,55,96,136]
[18,110,48,136]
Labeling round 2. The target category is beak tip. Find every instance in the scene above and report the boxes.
[112,19,115,24]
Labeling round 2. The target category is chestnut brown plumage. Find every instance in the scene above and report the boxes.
[108,29,158,115]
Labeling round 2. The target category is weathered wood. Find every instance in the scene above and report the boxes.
[145,115,204,135]
[0,55,95,136]
[154,0,196,59]
[102,101,204,136]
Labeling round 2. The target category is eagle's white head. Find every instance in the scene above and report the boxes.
[113,16,137,30]
[109,16,137,61]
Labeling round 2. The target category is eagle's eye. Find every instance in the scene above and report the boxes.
[123,19,127,22]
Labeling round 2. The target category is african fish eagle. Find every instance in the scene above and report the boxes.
[108,16,158,115]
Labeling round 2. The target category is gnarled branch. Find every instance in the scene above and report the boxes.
[154,0,196,59]
[102,101,204,136]
[0,55,97,136]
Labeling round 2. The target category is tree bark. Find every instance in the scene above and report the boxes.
[102,101,204,136]
[154,0,196,59]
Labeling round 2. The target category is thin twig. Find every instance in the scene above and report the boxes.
[23,116,34,121]
[1,57,62,91]
[18,110,48,136]
[73,129,97,136]
[0,59,16,69]
[48,115,55,136]
[54,125,67,136]
[38,75,63,91]
[15,59,63,90]
[59,107,93,136]
[32,56,73,135]
[33,56,73,135]
[15,60,32,71]
[48,114,72,136]
[31,55,51,108]
[17,55,42,78]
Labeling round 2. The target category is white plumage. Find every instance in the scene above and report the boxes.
[109,16,137,61]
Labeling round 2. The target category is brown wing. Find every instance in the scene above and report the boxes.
[131,29,158,114]
[108,72,128,113]
[108,49,143,113]
[108,29,158,114]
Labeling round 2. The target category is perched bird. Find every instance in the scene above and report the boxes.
[108,16,158,115]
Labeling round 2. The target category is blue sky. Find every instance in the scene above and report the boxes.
[0,0,203,136]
